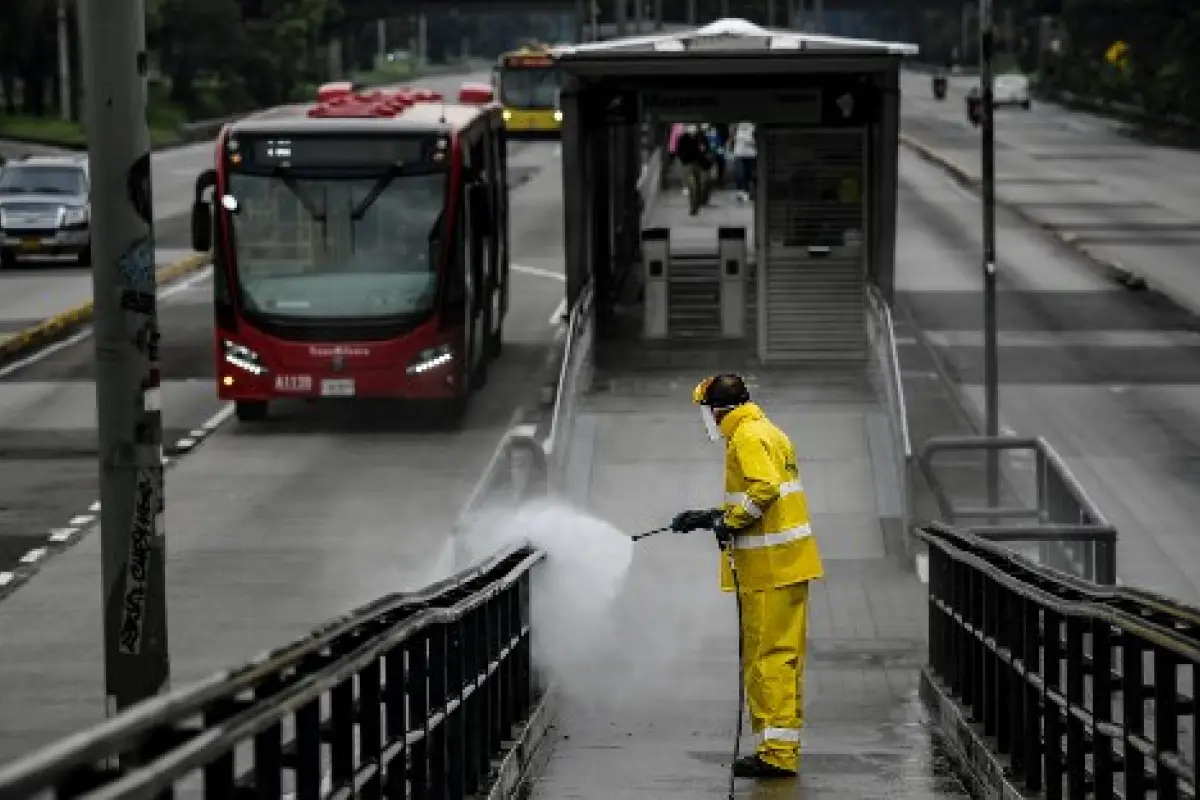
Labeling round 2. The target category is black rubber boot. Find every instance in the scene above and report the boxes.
[732,754,796,779]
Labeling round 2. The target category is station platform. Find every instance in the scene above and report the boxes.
[530,191,967,797]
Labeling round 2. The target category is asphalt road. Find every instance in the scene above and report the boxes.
[901,70,1200,313]
[895,81,1200,602]
[0,71,499,587]
[0,134,565,760]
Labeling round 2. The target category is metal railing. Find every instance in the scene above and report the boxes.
[917,435,1118,584]
[0,540,544,799]
[544,281,595,487]
[921,522,1198,800]
[866,284,913,535]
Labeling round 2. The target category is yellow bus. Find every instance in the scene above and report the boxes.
[493,45,563,139]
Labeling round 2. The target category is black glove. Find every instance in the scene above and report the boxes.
[713,518,736,549]
[670,508,723,533]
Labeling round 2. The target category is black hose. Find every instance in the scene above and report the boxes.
[727,549,743,800]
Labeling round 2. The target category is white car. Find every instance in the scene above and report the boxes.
[993,73,1031,110]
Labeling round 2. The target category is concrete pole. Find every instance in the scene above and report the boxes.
[634,0,643,34]
[979,0,1000,507]
[616,0,626,38]
[654,0,663,31]
[811,0,823,31]
[78,0,170,715]
[376,18,386,64]
[687,0,697,25]
[57,0,71,121]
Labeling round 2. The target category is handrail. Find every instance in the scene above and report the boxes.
[0,540,544,798]
[921,522,1199,798]
[544,281,594,484]
[917,435,1118,583]
[867,284,912,459]
[922,521,1200,640]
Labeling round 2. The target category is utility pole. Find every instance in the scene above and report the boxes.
[79,0,171,714]
[979,0,1000,507]
[377,18,386,64]
[56,0,71,121]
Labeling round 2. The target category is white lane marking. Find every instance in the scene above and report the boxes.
[19,548,46,564]
[511,263,565,281]
[548,298,567,326]
[0,397,237,599]
[201,403,236,432]
[0,265,213,380]
[48,528,77,543]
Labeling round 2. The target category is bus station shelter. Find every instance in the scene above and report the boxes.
[554,19,917,363]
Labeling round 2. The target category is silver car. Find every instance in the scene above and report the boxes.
[0,155,91,267]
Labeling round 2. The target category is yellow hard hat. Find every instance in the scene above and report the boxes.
[692,376,713,405]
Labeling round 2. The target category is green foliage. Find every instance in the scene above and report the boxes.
[1039,0,1199,124]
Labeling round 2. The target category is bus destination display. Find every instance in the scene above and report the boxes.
[244,136,434,167]
[504,55,554,68]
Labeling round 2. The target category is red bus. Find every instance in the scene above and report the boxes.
[190,86,510,425]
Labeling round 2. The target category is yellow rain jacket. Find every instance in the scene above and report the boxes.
[713,402,824,592]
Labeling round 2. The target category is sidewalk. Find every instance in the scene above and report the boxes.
[535,363,968,798]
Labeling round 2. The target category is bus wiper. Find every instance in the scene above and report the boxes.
[351,166,403,221]
[270,166,326,222]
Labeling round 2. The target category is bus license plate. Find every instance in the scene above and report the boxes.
[20,237,41,252]
[321,378,355,397]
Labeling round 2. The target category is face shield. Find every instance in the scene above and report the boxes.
[700,404,722,442]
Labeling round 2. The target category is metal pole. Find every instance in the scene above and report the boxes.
[980,0,1000,507]
[79,0,170,714]
[56,0,71,121]
[376,18,386,64]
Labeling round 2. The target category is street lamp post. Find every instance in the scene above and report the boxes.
[979,0,1000,506]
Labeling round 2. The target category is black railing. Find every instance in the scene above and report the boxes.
[0,541,544,800]
[921,522,1198,800]
[918,435,1118,584]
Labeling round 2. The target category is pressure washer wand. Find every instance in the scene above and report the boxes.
[631,526,672,541]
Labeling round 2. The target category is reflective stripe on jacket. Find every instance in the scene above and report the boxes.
[717,403,824,592]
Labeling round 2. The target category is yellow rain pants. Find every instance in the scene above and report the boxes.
[739,581,810,772]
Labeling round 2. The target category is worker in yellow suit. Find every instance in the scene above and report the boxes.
[670,373,825,779]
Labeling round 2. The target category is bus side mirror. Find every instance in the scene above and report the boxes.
[192,169,217,252]
[470,184,492,236]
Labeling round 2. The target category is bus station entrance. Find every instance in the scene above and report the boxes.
[554,19,916,364]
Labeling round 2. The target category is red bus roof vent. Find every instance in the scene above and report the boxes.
[316,81,354,103]
[458,82,494,105]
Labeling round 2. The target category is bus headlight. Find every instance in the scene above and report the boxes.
[222,339,267,375]
[407,343,455,375]
[502,109,512,121]
[553,110,563,122]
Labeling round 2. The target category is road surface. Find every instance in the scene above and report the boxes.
[0,71,503,586]
[901,70,1200,312]
[896,77,1200,602]
[0,132,566,760]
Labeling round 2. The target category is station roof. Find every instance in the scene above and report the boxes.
[554,18,919,58]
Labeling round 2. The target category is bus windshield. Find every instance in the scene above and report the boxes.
[499,67,561,109]
[226,172,445,320]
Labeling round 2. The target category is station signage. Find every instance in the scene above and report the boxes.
[639,85,879,125]
[641,88,822,124]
